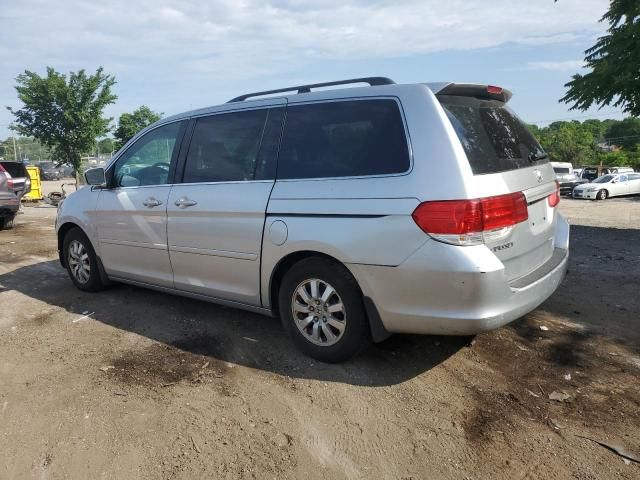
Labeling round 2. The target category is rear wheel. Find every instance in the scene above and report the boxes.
[278,257,370,363]
[0,214,15,230]
[63,228,109,292]
[597,189,608,200]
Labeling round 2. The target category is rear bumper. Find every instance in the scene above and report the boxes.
[349,214,569,336]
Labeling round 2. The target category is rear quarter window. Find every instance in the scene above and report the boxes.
[439,95,547,175]
[277,99,410,179]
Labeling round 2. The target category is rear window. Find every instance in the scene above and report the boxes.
[439,95,547,175]
[277,99,409,179]
[553,167,570,174]
[0,162,27,177]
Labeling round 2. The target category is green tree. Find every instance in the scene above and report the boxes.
[97,137,115,157]
[560,0,640,116]
[536,121,598,165]
[605,117,640,150]
[113,106,161,149]
[7,67,117,181]
[1,136,55,162]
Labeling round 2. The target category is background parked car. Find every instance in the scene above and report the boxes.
[551,161,588,195]
[38,162,61,180]
[0,162,28,229]
[572,172,640,200]
[0,161,31,202]
[60,164,75,178]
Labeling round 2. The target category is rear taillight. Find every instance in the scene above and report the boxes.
[487,85,503,95]
[412,192,528,245]
[548,181,560,207]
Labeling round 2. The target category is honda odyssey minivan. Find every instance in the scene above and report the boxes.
[56,77,569,362]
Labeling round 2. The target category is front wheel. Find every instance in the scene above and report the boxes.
[597,189,608,200]
[63,228,109,292]
[278,257,371,363]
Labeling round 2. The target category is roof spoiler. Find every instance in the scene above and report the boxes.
[228,77,395,103]
[436,83,513,103]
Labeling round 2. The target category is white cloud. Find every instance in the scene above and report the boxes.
[525,60,586,71]
[0,0,608,74]
[0,0,609,134]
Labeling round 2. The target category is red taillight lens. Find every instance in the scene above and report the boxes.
[487,85,503,94]
[548,181,560,207]
[412,192,528,236]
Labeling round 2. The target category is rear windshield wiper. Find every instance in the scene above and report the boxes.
[528,152,548,163]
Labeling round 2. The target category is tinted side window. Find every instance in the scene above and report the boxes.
[183,109,269,183]
[113,121,184,187]
[277,100,409,179]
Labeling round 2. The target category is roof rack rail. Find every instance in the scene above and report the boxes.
[227,77,395,103]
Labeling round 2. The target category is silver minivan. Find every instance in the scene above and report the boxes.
[56,77,569,362]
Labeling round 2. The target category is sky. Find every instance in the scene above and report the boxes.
[0,0,623,140]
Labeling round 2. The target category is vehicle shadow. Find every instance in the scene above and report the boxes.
[513,224,640,350]
[0,259,466,387]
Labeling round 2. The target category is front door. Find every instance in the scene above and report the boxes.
[167,106,284,306]
[96,121,186,286]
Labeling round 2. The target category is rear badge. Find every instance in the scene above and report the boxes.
[492,242,514,252]
[534,169,543,183]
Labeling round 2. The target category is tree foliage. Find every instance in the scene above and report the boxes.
[7,67,117,175]
[97,137,115,156]
[113,106,162,149]
[0,136,53,162]
[605,117,640,150]
[561,0,640,116]
[529,117,640,169]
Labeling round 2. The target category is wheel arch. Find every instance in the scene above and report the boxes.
[57,222,85,267]
[267,250,390,343]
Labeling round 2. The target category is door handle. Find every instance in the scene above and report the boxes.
[143,197,163,208]
[174,197,198,208]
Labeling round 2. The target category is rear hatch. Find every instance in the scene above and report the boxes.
[436,85,558,282]
[0,161,29,194]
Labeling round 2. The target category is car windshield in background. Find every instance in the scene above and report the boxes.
[593,175,614,183]
[553,167,570,174]
[438,95,547,175]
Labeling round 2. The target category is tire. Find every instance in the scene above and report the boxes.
[0,215,15,230]
[62,228,109,292]
[597,189,608,200]
[278,257,371,363]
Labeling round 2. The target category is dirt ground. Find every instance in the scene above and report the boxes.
[1,191,639,480]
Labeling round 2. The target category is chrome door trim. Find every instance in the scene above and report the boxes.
[168,245,257,261]
[99,238,168,250]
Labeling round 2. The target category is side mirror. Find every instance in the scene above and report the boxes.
[84,167,106,186]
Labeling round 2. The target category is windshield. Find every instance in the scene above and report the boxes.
[593,175,614,183]
[438,95,547,175]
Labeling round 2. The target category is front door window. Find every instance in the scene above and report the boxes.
[112,122,183,187]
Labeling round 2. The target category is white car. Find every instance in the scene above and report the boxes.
[572,172,640,200]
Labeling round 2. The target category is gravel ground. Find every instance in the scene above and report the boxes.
[1,195,639,479]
